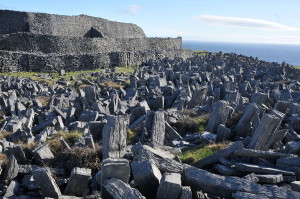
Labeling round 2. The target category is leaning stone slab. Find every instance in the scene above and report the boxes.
[103,178,145,199]
[184,167,300,199]
[255,174,284,184]
[233,162,295,176]
[234,148,294,160]
[32,168,61,198]
[156,173,182,199]
[131,160,162,198]
[142,110,165,147]
[193,141,243,169]
[233,103,259,137]
[137,145,191,173]
[206,100,230,133]
[102,114,129,159]
[32,144,54,162]
[247,113,283,150]
[64,167,92,197]
[3,155,19,183]
[216,124,231,142]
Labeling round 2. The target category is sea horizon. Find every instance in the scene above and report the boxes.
[183,40,300,66]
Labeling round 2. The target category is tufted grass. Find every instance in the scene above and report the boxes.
[193,50,209,56]
[174,113,209,136]
[179,143,227,164]
[46,130,84,154]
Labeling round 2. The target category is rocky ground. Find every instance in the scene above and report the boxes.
[0,52,300,199]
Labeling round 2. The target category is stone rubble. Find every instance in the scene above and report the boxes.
[0,52,299,198]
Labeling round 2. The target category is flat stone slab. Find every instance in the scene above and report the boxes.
[184,167,300,199]
[233,162,295,176]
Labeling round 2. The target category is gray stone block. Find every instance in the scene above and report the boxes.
[131,160,162,198]
[32,168,61,198]
[156,173,182,199]
[64,167,92,197]
[102,115,129,159]
[103,178,145,199]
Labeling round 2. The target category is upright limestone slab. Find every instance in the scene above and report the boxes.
[102,114,129,159]
[142,110,165,147]
[206,100,230,133]
[247,112,284,150]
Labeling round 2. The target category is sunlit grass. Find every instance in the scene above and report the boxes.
[193,50,209,56]
[179,143,227,164]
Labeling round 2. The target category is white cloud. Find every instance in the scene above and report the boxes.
[193,15,297,31]
[122,5,141,15]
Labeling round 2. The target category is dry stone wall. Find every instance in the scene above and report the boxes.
[0,10,146,38]
[0,9,194,72]
[0,33,182,54]
[0,49,195,72]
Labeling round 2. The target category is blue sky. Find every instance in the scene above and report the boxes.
[1,0,300,44]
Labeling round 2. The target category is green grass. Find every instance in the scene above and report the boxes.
[175,114,209,136]
[114,66,135,74]
[193,50,209,56]
[46,130,84,154]
[179,143,227,164]
[0,66,134,86]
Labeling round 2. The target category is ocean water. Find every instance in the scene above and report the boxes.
[183,41,300,66]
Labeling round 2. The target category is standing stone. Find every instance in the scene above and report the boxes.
[32,168,61,198]
[247,113,284,150]
[251,92,268,105]
[102,115,129,159]
[234,103,259,137]
[156,173,182,199]
[64,167,92,197]
[180,186,193,199]
[3,155,19,183]
[216,124,231,142]
[206,101,230,133]
[142,110,165,147]
[103,178,145,199]
[131,160,162,198]
[188,87,207,109]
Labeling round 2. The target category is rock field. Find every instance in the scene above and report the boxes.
[0,52,300,198]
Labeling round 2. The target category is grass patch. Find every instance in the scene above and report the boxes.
[100,81,126,89]
[179,143,227,164]
[16,141,38,150]
[46,130,83,154]
[193,50,209,56]
[58,130,83,146]
[0,131,12,139]
[174,114,209,136]
[0,153,8,166]
[51,147,102,174]
[36,96,51,107]
[127,128,137,144]
[114,66,135,74]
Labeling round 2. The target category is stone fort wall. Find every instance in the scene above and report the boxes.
[0,33,182,54]
[0,10,194,72]
[0,10,146,38]
[0,49,195,72]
